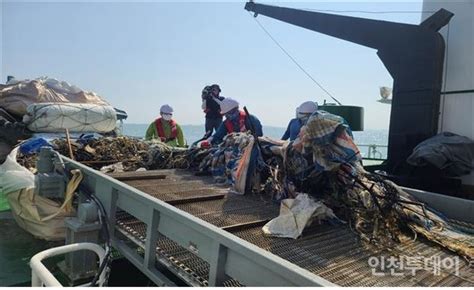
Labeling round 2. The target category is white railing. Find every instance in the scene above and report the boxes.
[30,242,106,287]
[357,144,387,160]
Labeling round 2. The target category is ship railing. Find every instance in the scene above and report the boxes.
[357,144,387,160]
[30,242,106,287]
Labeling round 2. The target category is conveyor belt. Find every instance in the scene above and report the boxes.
[111,170,474,287]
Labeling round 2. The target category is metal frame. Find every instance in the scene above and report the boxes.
[402,186,474,224]
[63,157,335,286]
[244,1,454,176]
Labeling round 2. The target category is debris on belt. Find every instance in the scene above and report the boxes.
[262,193,340,239]
[275,112,473,260]
[13,111,474,260]
[193,111,474,260]
[16,134,215,173]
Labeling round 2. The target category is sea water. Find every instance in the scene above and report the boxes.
[122,123,388,159]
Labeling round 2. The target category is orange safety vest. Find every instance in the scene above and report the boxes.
[224,111,247,133]
[155,118,178,142]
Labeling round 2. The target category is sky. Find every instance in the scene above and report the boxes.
[1,0,425,129]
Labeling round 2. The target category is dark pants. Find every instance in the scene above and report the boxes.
[205,117,222,136]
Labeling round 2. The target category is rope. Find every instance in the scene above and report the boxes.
[41,169,83,222]
[247,11,342,105]
[300,8,436,15]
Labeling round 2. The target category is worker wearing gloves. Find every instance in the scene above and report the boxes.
[281,101,318,141]
[200,98,263,147]
[145,104,186,147]
[201,84,225,136]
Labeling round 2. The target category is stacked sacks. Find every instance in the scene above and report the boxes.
[23,103,117,133]
[1,77,117,134]
[0,77,109,118]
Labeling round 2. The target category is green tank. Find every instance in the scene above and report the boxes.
[319,104,364,131]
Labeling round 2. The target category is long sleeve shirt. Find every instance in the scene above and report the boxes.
[145,119,185,147]
[211,113,263,145]
[281,118,303,141]
[202,96,225,119]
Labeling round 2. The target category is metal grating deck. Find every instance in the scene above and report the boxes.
[110,169,474,287]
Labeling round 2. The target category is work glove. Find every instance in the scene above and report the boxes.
[200,140,211,149]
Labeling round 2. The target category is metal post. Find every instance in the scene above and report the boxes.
[144,209,160,269]
[208,242,228,286]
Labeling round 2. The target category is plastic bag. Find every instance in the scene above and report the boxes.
[24,102,117,133]
[5,169,82,241]
[0,195,9,211]
[6,188,75,240]
[0,77,110,117]
[262,194,338,239]
[100,162,124,173]
[19,137,53,154]
[42,77,82,94]
[0,147,35,194]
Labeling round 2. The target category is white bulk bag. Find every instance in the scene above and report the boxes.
[24,103,117,133]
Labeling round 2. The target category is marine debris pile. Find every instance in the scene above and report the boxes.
[17,136,203,172]
[292,112,473,259]
[0,76,132,235]
[197,132,257,190]
[10,110,474,260]
[193,111,473,260]
[0,76,127,163]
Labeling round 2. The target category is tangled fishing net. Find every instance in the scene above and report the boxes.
[197,132,258,192]
[193,111,474,260]
[15,111,474,260]
[17,136,207,172]
[276,111,474,260]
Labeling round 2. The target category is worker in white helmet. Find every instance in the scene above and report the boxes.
[145,104,185,147]
[200,98,263,147]
[282,101,318,141]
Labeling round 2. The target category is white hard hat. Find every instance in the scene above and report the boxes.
[219,98,239,114]
[297,101,318,114]
[160,104,173,114]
